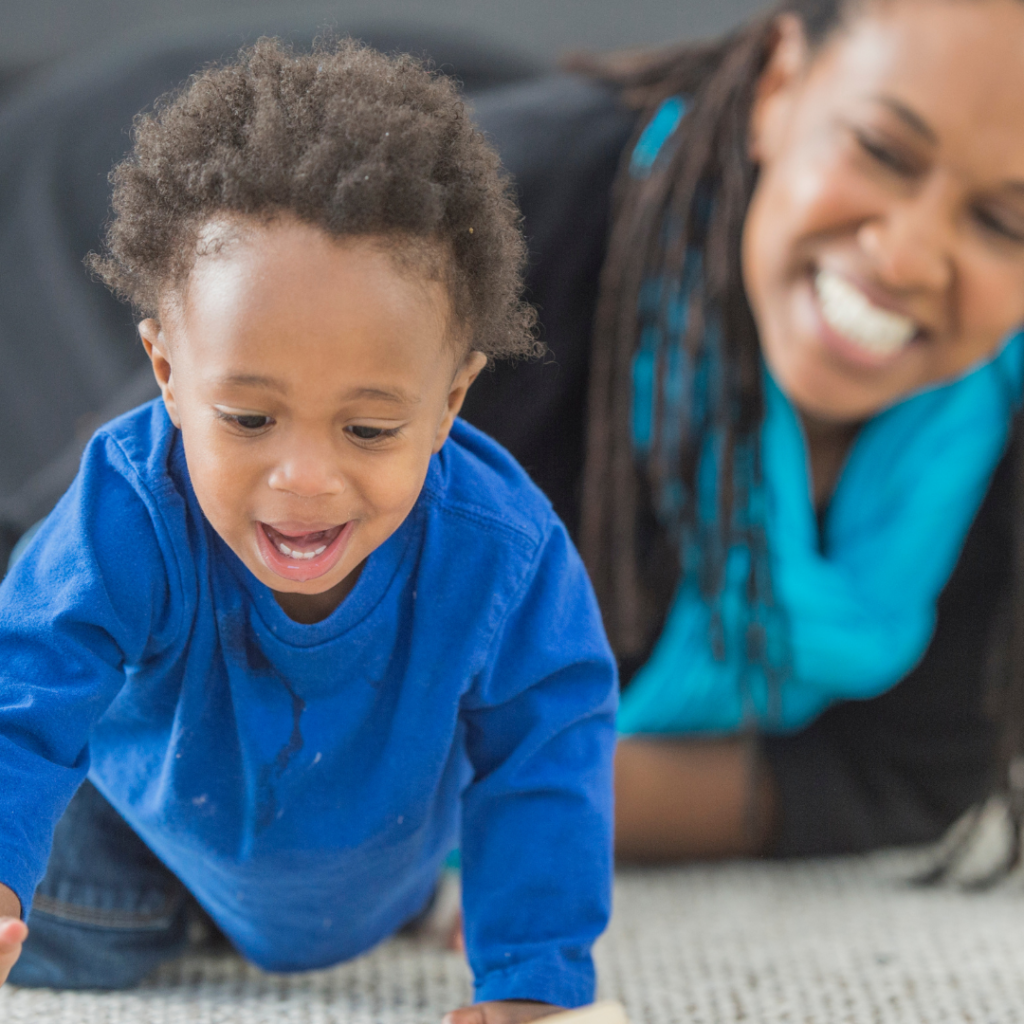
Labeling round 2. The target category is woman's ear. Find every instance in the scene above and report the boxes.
[138,318,182,428]
[432,350,489,454]
[749,13,810,163]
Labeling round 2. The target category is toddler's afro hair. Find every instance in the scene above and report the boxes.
[89,37,538,360]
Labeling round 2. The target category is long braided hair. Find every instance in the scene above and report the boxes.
[574,0,1024,879]
[573,0,849,662]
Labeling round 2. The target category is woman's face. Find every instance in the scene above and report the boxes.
[743,0,1024,424]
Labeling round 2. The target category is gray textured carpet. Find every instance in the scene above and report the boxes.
[3,849,1023,1023]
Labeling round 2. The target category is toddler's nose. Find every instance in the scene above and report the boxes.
[267,447,345,498]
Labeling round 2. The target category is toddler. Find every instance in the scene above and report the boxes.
[0,40,616,1023]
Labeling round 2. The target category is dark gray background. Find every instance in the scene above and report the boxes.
[0,0,773,560]
[1,0,773,76]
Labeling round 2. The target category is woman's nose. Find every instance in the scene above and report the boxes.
[857,182,955,294]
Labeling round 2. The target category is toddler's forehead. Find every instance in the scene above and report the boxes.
[161,220,471,378]
[177,214,459,303]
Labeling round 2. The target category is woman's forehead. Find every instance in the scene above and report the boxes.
[812,0,1024,175]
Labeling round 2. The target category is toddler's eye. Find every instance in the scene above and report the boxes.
[235,415,271,430]
[349,425,385,440]
[346,425,399,444]
[216,410,273,431]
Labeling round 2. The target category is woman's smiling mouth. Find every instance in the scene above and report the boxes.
[814,269,919,365]
[256,521,354,582]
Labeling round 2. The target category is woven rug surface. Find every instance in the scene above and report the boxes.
[2,850,1023,1024]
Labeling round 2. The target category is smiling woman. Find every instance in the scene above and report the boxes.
[741,3,1024,426]
[462,0,1024,866]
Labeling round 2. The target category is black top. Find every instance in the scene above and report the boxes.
[466,74,1006,855]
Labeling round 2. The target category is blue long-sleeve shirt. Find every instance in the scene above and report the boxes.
[0,401,616,1006]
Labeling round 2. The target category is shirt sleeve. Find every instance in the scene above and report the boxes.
[458,518,618,1008]
[0,432,176,916]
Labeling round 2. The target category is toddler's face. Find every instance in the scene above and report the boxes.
[743,0,1024,424]
[140,217,485,621]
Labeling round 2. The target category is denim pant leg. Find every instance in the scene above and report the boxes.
[8,779,193,989]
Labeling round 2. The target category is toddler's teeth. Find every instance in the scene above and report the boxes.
[815,269,916,357]
[278,544,315,559]
[269,528,337,561]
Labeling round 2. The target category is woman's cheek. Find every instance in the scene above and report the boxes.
[960,258,1024,355]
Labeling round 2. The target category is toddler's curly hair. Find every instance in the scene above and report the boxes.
[88,37,538,360]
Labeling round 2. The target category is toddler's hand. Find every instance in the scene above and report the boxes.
[443,1000,561,1024]
[0,916,28,987]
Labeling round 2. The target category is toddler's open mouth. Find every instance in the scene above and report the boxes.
[256,521,353,583]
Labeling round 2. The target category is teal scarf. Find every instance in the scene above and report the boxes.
[618,98,1024,735]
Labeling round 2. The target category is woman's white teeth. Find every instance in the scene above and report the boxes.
[276,541,328,560]
[816,270,916,357]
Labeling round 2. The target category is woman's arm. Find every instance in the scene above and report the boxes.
[614,736,776,861]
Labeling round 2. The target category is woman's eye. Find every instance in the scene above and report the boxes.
[856,132,917,176]
[974,205,1024,245]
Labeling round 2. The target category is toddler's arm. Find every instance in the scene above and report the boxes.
[0,431,173,955]
[459,518,617,1010]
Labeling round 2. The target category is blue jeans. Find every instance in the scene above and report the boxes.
[8,780,212,989]
[9,780,443,989]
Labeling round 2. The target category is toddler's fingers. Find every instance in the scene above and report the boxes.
[0,916,27,947]
[0,916,27,986]
[443,1008,486,1024]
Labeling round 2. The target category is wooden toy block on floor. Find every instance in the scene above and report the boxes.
[539,1002,630,1024]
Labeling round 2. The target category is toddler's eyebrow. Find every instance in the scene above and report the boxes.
[212,373,418,405]
[345,386,420,405]
[215,372,287,393]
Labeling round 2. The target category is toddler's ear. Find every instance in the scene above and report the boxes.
[432,350,488,454]
[138,319,182,428]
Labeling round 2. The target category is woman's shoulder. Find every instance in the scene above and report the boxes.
[459,76,638,536]
[472,72,635,158]
[472,73,637,223]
